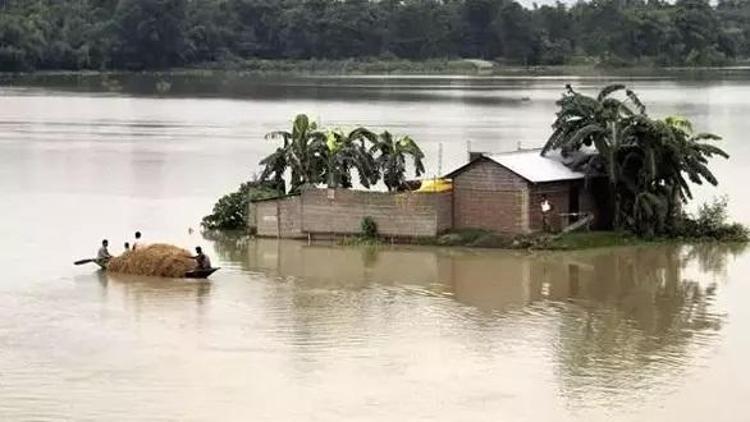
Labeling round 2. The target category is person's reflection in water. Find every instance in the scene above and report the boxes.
[195,281,211,308]
[95,269,108,288]
[568,264,580,298]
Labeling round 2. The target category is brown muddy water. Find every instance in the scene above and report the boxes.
[1,73,749,421]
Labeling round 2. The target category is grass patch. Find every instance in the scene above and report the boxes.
[425,229,654,250]
[425,229,515,248]
[545,231,644,250]
[337,236,385,247]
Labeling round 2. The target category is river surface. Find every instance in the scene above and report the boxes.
[1,72,749,421]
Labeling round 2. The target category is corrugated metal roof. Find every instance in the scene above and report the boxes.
[484,149,586,183]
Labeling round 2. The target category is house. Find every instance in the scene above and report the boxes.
[446,149,605,234]
[250,149,607,239]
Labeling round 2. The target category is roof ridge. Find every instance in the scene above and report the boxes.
[485,147,543,156]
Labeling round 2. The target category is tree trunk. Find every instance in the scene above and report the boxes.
[609,121,621,230]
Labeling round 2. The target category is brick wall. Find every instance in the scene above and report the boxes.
[436,191,454,233]
[453,160,530,234]
[301,189,451,238]
[278,195,303,238]
[256,200,280,237]
[253,189,452,239]
[254,195,304,238]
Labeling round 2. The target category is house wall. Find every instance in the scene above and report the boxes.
[452,159,531,234]
[253,189,452,239]
[278,195,303,238]
[254,196,304,238]
[255,200,280,237]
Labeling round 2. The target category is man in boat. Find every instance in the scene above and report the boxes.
[97,239,113,265]
[192,246,212,270]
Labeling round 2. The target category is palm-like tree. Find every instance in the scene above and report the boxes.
[543,84,647,228]
[543,85,728,235]
[370,131,426,191]
[322,128,380,189]
[260,114,327,193]
[259,115,388,192]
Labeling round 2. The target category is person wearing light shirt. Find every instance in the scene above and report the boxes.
[96,239,112,265]
[541,195,553,232]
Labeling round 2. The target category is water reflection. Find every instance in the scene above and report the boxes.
[216,237,737,312]
[211,236,738,408]
[78,270,213,312]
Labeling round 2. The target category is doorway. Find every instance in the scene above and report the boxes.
[569,185,580,223]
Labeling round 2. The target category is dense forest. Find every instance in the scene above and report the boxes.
[1,0,750,71]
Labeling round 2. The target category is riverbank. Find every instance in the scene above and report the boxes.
[194,58,750,77]
[335,229,749,251]
[6,59,750,80]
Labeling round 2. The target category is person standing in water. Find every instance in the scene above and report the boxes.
[132,231,142,251]
[541,194,553,232]
[192,247,212,270]
[124,242,130,252]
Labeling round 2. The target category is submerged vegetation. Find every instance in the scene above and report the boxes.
[3,0,750,72]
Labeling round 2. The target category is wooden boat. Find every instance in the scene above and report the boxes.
[184,267,220,279]
[75,258,220,279]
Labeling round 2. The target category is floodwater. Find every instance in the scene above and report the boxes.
[1,72,750,421]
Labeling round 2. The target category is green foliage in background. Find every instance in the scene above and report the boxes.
[201,181,280,231]
[2,0,750,71]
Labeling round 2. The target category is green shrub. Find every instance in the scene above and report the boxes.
[674,196,749,242]
[360,216,378,239]
[202,181,280,231]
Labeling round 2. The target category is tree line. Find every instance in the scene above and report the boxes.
[2,0,750,71]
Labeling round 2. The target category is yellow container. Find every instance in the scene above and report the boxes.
[416,178,453,193]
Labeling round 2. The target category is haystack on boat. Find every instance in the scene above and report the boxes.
[76,244,218,279]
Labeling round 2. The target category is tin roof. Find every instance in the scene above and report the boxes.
[446,149,587,183]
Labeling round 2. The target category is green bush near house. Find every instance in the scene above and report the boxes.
[201,181,280,231]
[361,216,378,239]
[674,196,749,242]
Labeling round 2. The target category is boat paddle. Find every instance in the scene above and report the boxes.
[74,258,97,266]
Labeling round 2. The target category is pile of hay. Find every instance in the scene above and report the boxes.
[108,244,197,278]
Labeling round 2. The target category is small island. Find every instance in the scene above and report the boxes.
[203,84,748,249]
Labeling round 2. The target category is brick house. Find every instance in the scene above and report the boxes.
[251,149,607,239]
[446,149,603,234]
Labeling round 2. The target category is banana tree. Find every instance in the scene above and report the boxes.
[543,84,647,229]
[259,114,327,193]
[322,128,380,189]
[543,85,728,235]
[370,131,426,191]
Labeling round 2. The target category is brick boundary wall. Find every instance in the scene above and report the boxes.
[253,188,453,239]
